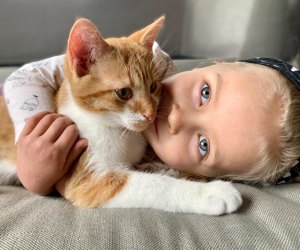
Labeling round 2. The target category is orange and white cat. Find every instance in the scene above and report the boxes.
[0,17,242,215]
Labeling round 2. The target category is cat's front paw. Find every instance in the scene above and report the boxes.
[199,180,242,215]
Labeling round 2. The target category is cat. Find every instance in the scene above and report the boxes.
[0,17,242,215]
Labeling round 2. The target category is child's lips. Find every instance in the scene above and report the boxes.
[154,119,159,137]
[158,88,166,110]
[154,90,163,137]
[153,110,159,137]
[155,87,170,138]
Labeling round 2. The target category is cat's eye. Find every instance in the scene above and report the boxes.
[198,135,209,157]
[200,84,210,105]
[150,82,157,94]
[115,88,133,101]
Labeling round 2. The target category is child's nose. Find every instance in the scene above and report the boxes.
[168,104,185,134]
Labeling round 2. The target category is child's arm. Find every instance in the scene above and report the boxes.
[17,112,88,195]
[4,55,87,195]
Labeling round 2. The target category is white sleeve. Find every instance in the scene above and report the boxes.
[152,42,177,79]
[3,55,65,142]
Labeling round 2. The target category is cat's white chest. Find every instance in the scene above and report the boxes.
[58,95,147,173]
[85,125,147,171]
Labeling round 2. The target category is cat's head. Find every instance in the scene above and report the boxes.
[64,16,165,131]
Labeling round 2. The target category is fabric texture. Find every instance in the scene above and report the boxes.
[1,184,300,249]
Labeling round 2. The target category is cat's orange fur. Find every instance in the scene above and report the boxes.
[55,17,164,207]
[0,97,16,165]
[63,156,128,208]
[0,17,164,207]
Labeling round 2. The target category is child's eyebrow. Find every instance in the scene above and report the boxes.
[210,72,222,108]
[215,73,222,87]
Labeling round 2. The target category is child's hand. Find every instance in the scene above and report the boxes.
[16,112,88,195]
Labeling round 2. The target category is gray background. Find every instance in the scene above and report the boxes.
[0,0,300,65]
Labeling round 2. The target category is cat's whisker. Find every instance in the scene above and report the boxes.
[157,106,170,111]
[150,50,163,65]
[155,65,169,73]
[129,51,149,82]
[153,65,170,79]
[155,113,168,120]
[157,106,169,112]
[141,51,148,59]
[156,110,169,116]
[121,128,129,140]
[152,67,166,76]
[158,64,172,74]
[153,53,171,68]
[152,56,166,69]
[133,51,145,64]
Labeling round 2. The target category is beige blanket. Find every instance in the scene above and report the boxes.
[1,183,300,249]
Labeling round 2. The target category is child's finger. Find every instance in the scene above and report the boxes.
[54,123,80,152]
[20,111,53,137]
[43,116,75,142]
[64,139,88,172]
[29,113,62,137]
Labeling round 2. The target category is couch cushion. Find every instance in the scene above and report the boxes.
[0,183,300,249]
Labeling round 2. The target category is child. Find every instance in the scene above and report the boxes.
[144,57,300,186]
[4,50,300,195]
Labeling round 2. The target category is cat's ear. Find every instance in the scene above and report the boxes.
[129,16,165,52]
[67,18,109,77]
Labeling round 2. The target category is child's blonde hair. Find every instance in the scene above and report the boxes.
[219,62,300,185]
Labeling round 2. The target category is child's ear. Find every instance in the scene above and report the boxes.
[129,16,165,52]
[67,18,109,77]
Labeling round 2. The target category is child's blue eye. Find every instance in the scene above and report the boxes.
[200,84,210,105]
[199,135,209,157]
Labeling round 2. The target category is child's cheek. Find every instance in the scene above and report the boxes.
[161,148,191,172]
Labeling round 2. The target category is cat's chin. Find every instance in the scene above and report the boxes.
[134,122,153,132]
[123,120,151,132]
[126,126,149,133]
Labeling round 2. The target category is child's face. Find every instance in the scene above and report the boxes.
[143,63,280,178]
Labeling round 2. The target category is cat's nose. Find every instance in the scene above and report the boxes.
[143,113,155,122]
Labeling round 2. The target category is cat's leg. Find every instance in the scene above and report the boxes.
[0,160,19,185]
[66,170,242,215]
[104,171,242,215]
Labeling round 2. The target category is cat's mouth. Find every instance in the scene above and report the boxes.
[130,118,152,132]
